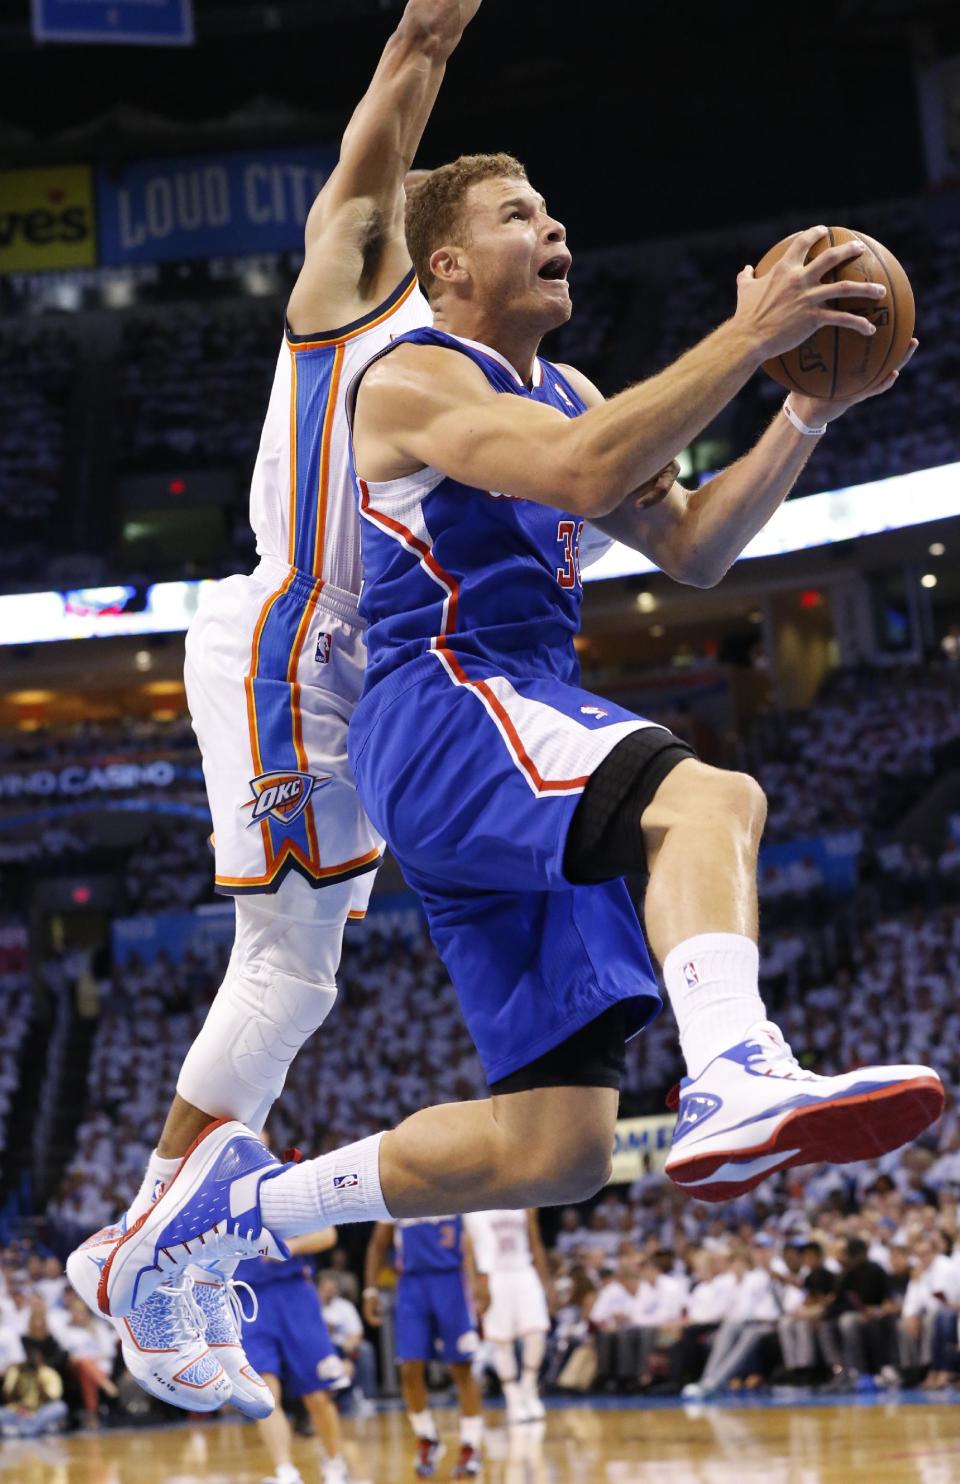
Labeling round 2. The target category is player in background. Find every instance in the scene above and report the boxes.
[465,1210,553,1424]
[66,0,481,1416]
[233,1225,351,1484]
[364,1217,484,1478]
[96,151,943,1300]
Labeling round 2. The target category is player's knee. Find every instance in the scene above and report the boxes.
[672,763,766,840]
[520,1127,612,1204]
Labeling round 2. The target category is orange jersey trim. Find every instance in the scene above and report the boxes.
[215,845,381,890]
[312,343,345,578]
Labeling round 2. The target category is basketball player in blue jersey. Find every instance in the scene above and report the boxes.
[234,1229,351,1484]
[364,1217,483,1477]
[95,159,941,1321]
[67,0,480,1416]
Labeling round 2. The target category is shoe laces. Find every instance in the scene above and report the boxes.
[744,1022,817,1081]
[224,1277,258,1331]
[154,1273,207,1346]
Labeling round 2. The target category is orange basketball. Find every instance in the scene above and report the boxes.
[755,226,915,400]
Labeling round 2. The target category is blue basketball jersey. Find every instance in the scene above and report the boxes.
[395,1216,464,1276]
[352,327,606,695]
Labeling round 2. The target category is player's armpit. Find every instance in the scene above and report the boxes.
[354,346,616,518]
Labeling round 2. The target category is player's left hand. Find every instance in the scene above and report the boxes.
[791,337,918,427]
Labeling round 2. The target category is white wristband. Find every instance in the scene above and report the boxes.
[782,396,827,437]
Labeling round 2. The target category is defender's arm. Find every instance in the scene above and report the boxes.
[288,0,480,333]
[362,1220,395,1327]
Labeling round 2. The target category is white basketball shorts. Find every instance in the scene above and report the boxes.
[184,554,381,907]
[482,1266,550,1342]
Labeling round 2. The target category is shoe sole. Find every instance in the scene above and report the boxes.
[666,1075,944,1201]
[98,1118,234,1317]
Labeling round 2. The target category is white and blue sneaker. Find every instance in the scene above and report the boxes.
[99,1119,290,1319]
[191,1271,274,1420]
[66,1223,232,1412]
[664,1020,944,1203]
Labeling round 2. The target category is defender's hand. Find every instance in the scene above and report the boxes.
[632,459,680,509]
[790,337,918,427]
[734,226,886,362]
[363,1289,384,1327]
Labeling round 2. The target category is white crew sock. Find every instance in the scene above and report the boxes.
[460,1414,483,1448]
[126,1149,181,1226]
[662,933,765,1079]
[260,1132,389,1236]
[409,1407,437,1442]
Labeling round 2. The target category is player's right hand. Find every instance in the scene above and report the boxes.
[733,226,887,361]
[363,1289,384,1327]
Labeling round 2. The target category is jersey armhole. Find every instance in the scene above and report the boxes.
[285,267,418,348]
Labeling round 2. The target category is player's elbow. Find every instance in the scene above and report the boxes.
[662,543,726,590]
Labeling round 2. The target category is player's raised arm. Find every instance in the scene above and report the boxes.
[287,0,481,333]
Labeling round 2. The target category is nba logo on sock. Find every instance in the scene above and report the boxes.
[315,631,333,663]
[683,961,699,988]
[333,1173,359,1189]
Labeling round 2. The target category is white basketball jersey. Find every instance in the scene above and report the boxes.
[465,1209,534,1274]
[250,269,430,594]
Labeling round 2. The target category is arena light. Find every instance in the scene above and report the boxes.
[929,542,946,557]
[635,591,657,613]
[921,573,938,589]
[584,459,960,583]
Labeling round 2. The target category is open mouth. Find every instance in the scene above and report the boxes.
[537,255,570,282]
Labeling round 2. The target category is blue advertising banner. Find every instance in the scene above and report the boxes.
[32,0,193,46]
[96,147,336,265]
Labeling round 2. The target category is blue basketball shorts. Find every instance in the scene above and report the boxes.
[395,1270,479,1365]
[243,1276,346,1398]
[348,649,665,1086]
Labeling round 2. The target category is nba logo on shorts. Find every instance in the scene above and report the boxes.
[333,1172,359,1190]
[315,631,333,663]
[246,770,316,827]
[683,961,700,988]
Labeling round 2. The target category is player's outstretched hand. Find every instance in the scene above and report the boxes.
[789,338,918,428]
[363,1289,384,1327]
[733,225,887,362]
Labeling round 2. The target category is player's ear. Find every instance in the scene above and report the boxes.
[429,245,468,288]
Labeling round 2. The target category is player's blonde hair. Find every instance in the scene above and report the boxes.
[406,152,528,300]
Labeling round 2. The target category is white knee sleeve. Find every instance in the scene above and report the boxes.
[176,875,355,1128]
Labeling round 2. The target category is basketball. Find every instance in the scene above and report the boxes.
[755,227,915,400]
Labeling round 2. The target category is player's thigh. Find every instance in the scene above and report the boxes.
[432,1272,479,1366]
[242,1296,284,1385]
[351,657,668,895]
[185,567,380,896]
[277,1282,346,1398]
[394,1276,433,1364]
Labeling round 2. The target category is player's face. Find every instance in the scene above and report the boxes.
[460,177,572,329]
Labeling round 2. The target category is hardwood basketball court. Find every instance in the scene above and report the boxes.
[4,1397,959,1483]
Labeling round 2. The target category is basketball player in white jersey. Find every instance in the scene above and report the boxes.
[466,1210,553,1424]
[66,0,481,1416]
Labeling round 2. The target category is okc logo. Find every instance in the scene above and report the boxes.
[245,770,323,828]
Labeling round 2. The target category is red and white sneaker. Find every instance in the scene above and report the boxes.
[453,1443,483,1478]
[66,1224,232,1412]
[665,1020,944,1202]
[414,1437,445,1477]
